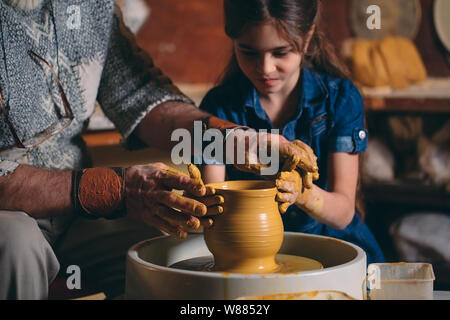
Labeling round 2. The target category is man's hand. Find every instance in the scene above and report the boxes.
[229,129,319,184]
[125,163,221,238]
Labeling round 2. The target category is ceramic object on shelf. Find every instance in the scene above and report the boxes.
[349,0,421,40]
[434,0,450,52]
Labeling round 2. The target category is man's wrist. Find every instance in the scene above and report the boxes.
[72,167,127,220]
[200,116,249,165]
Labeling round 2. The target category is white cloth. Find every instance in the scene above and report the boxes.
[390,212,450,262]
[4,0,44,10]
[0,211,162,299]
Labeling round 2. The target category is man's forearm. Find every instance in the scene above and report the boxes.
[0,165,72,218]
[135,101,211,150]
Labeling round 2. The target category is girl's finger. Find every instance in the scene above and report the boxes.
[312,171,320,181]
[279,202,291,214]
[276,178,296,194]
[276,191,296,203]
[302,171,314,190]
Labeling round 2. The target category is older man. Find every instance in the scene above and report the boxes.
[0,0,317,299]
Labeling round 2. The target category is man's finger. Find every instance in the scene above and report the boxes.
[281,153,300,172]
[233,162,271,175]
[199,217,214,228]
[142,209,188,239]
[155,205,201,230]
[159,173,206,197]
[206,205,224,216]
[189,195,224,207]
[187,164,206,194]
[153,190,207,216]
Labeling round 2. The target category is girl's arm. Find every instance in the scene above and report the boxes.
[277,153,358,230]
[200,165,226,184]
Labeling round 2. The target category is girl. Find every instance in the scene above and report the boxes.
[199,0,385,264]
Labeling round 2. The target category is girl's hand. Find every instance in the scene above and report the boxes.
[275,169,324,218]
[229,131,319,179]
[282,140,320,188]
[275,170,304,214]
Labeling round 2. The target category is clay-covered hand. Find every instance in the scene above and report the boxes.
[183,164,224,231]
[229,130,319,181]
[282,139,319,189]
[275,169,324,216]
[275,170,304,214]
[125,163,219,239]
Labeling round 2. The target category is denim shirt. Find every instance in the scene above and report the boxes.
[200,67,368,189]
[200,67,385,264]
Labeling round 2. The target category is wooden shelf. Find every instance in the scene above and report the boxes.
[364,97,450,113]
[362,180,450,209]
[360,77,450,113]
[82,130,122,147]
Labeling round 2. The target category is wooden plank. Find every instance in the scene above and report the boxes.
[82,131,122,147]
[362,181,450,208]
[364,97,450,113]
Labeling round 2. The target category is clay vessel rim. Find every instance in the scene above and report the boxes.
[207,180,276,195]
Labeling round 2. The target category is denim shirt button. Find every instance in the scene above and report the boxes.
[358,130,366,140]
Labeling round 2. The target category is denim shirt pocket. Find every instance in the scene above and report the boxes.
[310,112,327,136]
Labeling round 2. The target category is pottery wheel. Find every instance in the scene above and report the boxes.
[169,253,323,274]
[125,233,368,300]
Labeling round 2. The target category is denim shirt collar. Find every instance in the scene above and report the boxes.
[242,66,329,116]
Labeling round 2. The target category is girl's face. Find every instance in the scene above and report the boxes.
[234,23,304,97]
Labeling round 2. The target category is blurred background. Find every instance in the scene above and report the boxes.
[83,0,450,290]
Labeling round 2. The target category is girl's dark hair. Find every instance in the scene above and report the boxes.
[219,0,350,84]
[220,0,366,220]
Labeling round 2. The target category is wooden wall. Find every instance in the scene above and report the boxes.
[136,0,450,84]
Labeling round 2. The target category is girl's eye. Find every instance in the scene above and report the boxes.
[273,51,289,57]
[241,51,258,57]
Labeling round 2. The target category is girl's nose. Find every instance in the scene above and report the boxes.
[257,54,276,75]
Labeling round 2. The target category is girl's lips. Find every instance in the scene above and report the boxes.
[261,78,278,86]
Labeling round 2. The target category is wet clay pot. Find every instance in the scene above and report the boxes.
[204,180,283,274]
